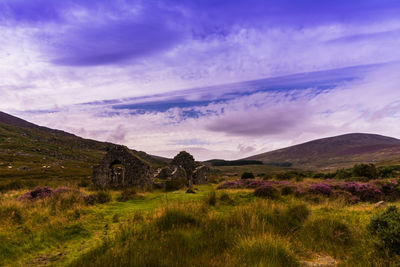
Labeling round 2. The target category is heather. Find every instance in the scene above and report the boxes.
[218,178,400,203]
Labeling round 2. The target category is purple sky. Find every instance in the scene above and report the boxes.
[1,0,400,160]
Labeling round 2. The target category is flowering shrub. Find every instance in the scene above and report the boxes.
[333,190,360,204]
[340,182,382,202]
[18,186,54,201]
[309,183,332,196]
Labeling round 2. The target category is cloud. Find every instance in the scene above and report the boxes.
[12,63,400,161]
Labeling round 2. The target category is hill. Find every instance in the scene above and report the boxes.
[245,133,400,170]
[0,111,168,181]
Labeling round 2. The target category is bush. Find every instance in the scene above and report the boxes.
[241,172,255,179]
[312,173,325,178]
[335,168,352,179]
[340,182,382,202]
[254,185,280,199]
[352,164,378,180]
[78,179,90,187]
[95,191,111,204]
[207,191,217,206]
[165,178,187,192]
[368,206,400,254]
[83,194,97,205]
[309,183,332,196]
[378,166,396,178]
[117,188,137,202]
[281,185,296,195]
[18,186,54,201]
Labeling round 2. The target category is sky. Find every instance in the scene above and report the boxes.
[1,0,400,160]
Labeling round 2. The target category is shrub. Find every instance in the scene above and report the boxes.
[117,188,137,202]
[335,168,352,179]
[165,178,187,192]
[207,191,217,206]
[95,191,111,204]
[241,172,255,179]
[83,194,97,205]
[368,206,400,254]
[340,182,382,202]
[78,179,90,187]
[18,186,54,201]
[309,183,332,196]
[333,190,360,204]
[281,185,296,195]
[254,185,280,199]
[352,164,378,180]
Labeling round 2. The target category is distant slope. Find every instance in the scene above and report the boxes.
[0,111,168,180]
[245,133,400,170]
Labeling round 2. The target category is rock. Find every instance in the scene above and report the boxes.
[374,201,385,208]
[92,145,153,189]
[301,256,337,267]
[18,166,30,171]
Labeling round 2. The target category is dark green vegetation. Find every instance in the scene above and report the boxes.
[368,206,400,255]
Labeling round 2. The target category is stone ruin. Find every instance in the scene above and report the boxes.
[156,151,208,185]
[92,146,153,188]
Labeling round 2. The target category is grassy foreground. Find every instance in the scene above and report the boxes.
[1,182,399,266]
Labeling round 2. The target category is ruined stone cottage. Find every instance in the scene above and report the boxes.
[156,151,208,185]
[92,146,153,188]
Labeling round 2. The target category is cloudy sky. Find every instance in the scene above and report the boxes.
[1,0,400,160]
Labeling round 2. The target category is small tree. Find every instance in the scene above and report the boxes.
[352,164,378,180]
[241,172,255,179]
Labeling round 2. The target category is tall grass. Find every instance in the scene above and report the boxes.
[69,197,400,267]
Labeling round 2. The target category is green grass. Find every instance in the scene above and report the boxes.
[1,181,400,266]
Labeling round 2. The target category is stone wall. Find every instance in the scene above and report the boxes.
[92,146,153,188]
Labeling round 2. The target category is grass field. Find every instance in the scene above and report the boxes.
[1,178,400,266]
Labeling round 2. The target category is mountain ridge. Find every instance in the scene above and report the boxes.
[0,111,168,180]
[245,133,400,170]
